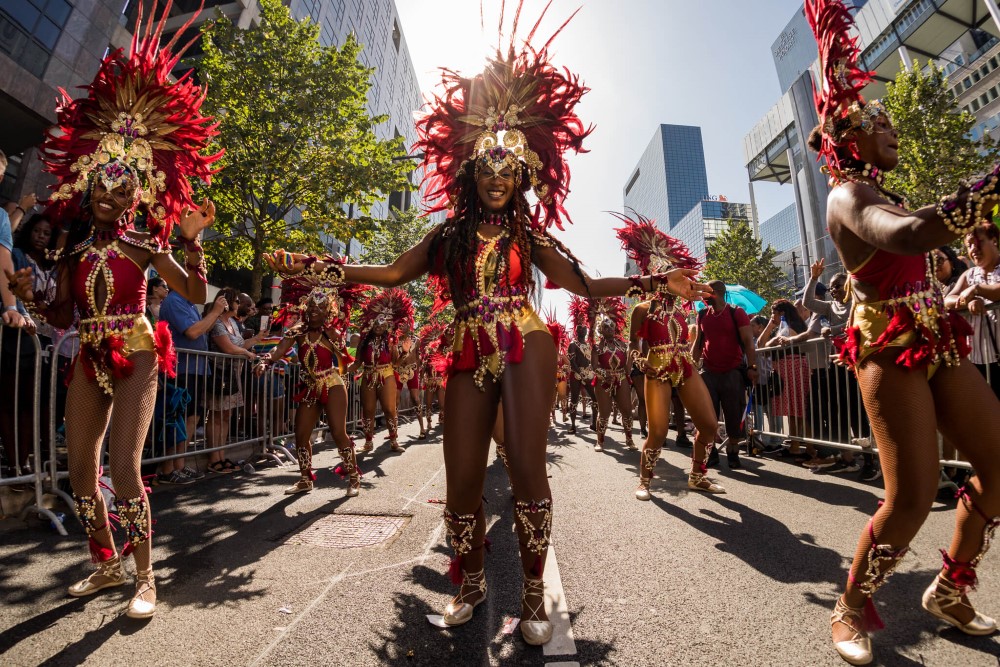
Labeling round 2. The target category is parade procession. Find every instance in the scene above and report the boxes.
[1,1,999,665]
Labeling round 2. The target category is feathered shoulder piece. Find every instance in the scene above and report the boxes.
[544,308,568,353]
[568,295,590,331]
[418,322,446,354]
[358,288,415,338]
[805,0,884,175]
[40,0,221,244]
[589,297,627,335]
[275,257,364,332]
[612,211,700,274]
[414,0,592,230]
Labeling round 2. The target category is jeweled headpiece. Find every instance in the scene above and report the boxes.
[40,0,221,244]
[415,1,592,230]
[613,211,700,277]
[358,288,415,338]
[805,0,888,174]
[274,258,363,332]
[588,297,626,336]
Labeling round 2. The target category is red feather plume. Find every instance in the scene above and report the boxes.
[357,288,416,338]
[568,295,590,331]
[612,211,701,274]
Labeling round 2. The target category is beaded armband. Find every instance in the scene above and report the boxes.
[626,275,646,300]
[935,163,1000,235]
[530,229,556,248]
[185,257,208,284]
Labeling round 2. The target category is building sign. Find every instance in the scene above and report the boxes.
[773,28,796,61]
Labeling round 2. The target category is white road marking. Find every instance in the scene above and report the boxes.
[401,463,445,510]
[248,561,354,667]
[545,663,581,667]
[542,545,577,657]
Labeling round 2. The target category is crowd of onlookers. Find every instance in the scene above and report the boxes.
[686,223,999,493]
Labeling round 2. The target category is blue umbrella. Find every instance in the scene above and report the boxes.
[693,284,767,315]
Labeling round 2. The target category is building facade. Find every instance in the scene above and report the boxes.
[671,199,752,263]
[0,0,134,201]
[1,0,424,233]
[623,124,709,232]
[759,203,799,254]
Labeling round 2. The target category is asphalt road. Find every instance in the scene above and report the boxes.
[1,415,998,667]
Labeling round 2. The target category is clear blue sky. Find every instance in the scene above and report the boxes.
[395,0,806,318]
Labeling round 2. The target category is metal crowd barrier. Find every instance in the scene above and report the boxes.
[749,334,978,472]
[0,329,68,534]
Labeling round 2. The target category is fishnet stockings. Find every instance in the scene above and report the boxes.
[67,351,158,573]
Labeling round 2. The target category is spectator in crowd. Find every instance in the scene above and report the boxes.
[206,287,258,472]
[802,260,878,479]
[946,223,1000,398]
[244,296,272,335]
[145,276,168,324]
[250,318,290,442]
[749,314,782,450]
[693,280,758,469]
[757,299,815,465]
[0,150,29,330]
[934,245,967,289]
[156,288,227,483]
[2,214,59,473]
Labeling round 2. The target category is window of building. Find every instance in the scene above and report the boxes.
[980,92,989,106]
[963,76,973,90]
[625,168,641,196]
[392,17,400,52]
[332,0,345,26]
[973,71,982,83]
[990,87,998,102]
[0,0,73,77]
[972,99,981,112]
[981,63,990,77]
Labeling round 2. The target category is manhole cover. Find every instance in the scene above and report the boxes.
[284,513,409,549]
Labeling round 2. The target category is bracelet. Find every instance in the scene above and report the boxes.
[14,206,25,215]
[185,259,208,284]
[4,305,18,312]
[175,235,203,253]
[625,275,645,300]
[935,163,1000,235]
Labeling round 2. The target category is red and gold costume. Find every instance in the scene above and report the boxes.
[806,2,1000,661]
[615,213,699,387]
[30,0,220,619]
[590,298,629,393]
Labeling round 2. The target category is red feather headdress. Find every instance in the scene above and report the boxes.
[418,322,447,355]
[588,297,626,336]
[568,295,590,331]
[544,309,568,353]
[40,0,221,244]
[805,0,886,175]
[274,258,365,332]
[357,288,415,338]
[414,1,592,230]
[612,211,700,275]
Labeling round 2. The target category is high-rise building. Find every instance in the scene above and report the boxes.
[671,199,752,262]
[0,0,424,227]
[759,203,799,254]
[743,1,1000,285]
[0,0,132,201]
[623,124,709,232]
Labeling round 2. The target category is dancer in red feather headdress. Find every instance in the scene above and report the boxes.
[256,262,365,497]
[346,288,415,453]
[418,321,449,427]
[566,295,597,434]
[803,1,1000,663]
[5,1,220,620]
[545,310,570,424]
[587,297,633,451]
[614,212,725,500]
[263,1,709,645]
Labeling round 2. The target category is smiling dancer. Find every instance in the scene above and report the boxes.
[6,2,219,619]
[615,213,725,500]
[806,1,1000,663]
[263,3,709,644]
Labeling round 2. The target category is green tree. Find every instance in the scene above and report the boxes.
[198,0,408,298]
[703,219,790,306]
[883,61,1000,208]
[359,207,437,323]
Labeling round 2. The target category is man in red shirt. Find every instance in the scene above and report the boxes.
[693,281,759,469]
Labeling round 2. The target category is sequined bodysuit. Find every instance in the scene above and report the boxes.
[637,297,694,386]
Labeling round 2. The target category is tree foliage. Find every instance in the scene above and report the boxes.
[703,220,790,306]
[198,0,409,298]
[883,61,1000,208]
[358,207,437,323]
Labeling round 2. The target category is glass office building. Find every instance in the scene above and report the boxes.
[623,124,709,232]
[759,203,799,253]
[671,200,752,263]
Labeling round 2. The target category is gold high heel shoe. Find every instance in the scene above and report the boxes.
[442,569,486,626]
[520,578,552,645]
[922,574,997,635]
[831,597,872,666]
[284,479,313,495]
[125,569,156,619]
[67,555,127,597]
